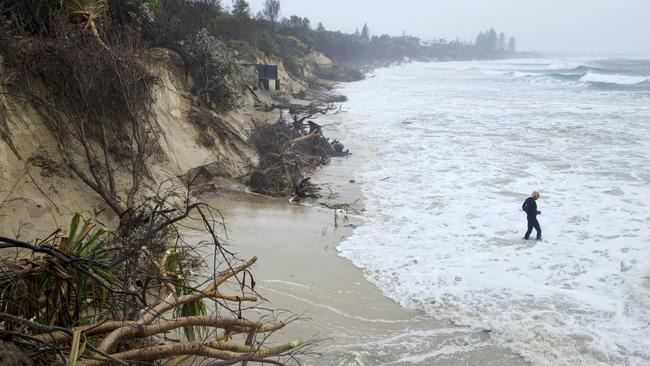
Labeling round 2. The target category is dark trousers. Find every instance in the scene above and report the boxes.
[525,216,542,239]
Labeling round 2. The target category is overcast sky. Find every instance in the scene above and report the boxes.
[244,0,650,55]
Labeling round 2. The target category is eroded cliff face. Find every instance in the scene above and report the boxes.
[0,49,334,239]
[147,49,259,181]
[0,53,113,238]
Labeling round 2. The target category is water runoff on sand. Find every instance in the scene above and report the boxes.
[325,58,650,365]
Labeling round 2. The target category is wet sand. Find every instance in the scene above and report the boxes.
[191,155,528,365]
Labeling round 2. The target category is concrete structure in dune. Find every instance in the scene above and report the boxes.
[242,63,280,91]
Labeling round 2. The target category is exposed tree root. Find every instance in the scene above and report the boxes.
[248,103,349,199]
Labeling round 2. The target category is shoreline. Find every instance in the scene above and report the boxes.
[196,128,529,364]
[294,59,650,365]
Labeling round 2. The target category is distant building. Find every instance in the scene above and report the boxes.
[241,64,281,91]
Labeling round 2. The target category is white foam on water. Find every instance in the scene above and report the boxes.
[546,60,584,70]
[479,69,512,76]
[319,327,494,365]
[326,59,650,365]
[580,71,650,85]
[512,71,538,78]
[387,342,491,364]
[260,283,419,324]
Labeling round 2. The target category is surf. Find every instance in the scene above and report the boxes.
[332,58,650,365]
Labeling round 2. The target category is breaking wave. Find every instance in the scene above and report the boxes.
[586,80,650,91]
[580,71,650,90]
[478,58,650,90]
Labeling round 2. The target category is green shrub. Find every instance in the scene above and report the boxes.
[181,28,240,112]
[256,31,276,56]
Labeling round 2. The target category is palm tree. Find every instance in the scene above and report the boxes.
[60,0,108,47]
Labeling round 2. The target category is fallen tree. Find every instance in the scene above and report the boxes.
[247,103,349,198]
[0,206,306,365]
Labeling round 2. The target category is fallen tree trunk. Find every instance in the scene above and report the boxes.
[247,108,349,199]
[1,221,303,366]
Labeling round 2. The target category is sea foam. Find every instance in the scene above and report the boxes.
[580,71,650,85]
[330,58,650,365]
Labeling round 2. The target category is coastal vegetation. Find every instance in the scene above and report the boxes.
[1,0,518,84]
[0,0,520,364]
[0,211,303,365]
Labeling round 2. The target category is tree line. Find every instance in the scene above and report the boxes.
[475,28,516,53]
[173,0,520,69]
[1,0,519,71]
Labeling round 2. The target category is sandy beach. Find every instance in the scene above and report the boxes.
[193,153,528,365]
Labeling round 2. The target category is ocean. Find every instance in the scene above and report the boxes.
[326,58,650,365]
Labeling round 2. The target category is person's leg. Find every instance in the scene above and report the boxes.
[533,218,542,239]
[525,218,533,239]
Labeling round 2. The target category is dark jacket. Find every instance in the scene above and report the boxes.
[522,197,538,217]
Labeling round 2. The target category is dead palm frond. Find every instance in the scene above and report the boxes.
[0,213,118,327]
[60,0,108,45]
[166,250,207,340]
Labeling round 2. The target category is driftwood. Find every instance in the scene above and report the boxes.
[320,200,361,228]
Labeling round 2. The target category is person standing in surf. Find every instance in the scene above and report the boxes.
[522,191,542,240]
